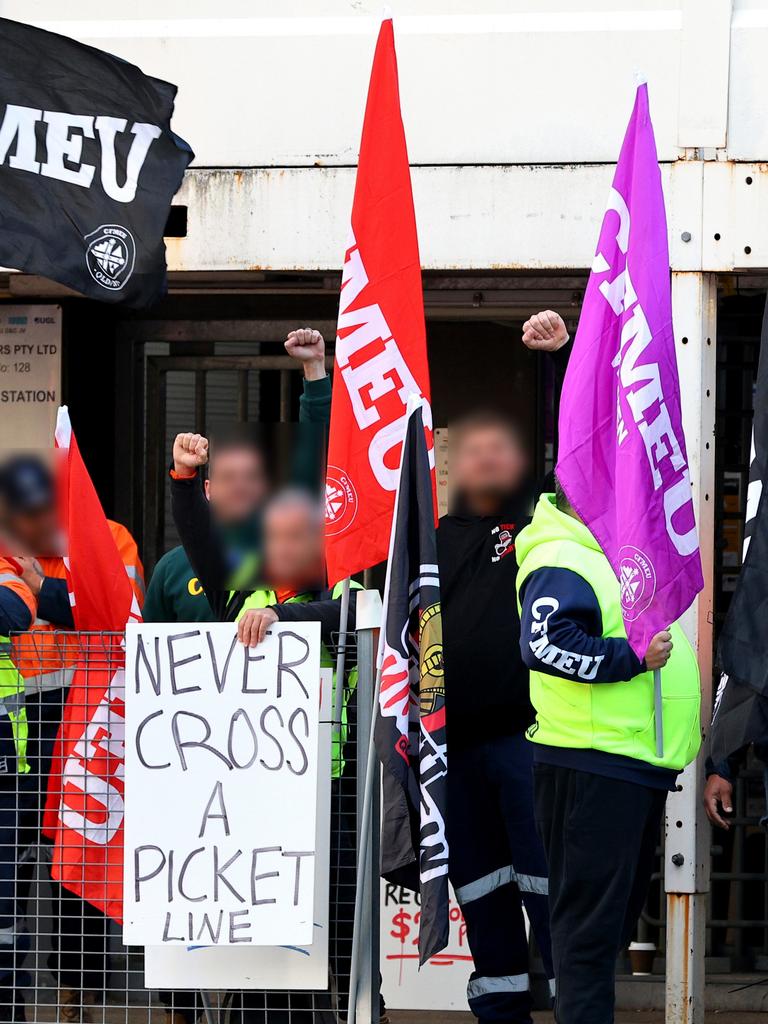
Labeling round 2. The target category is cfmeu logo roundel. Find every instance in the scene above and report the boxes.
[85,224,136,291]
[325,466,358,536]
[618,545,656,621]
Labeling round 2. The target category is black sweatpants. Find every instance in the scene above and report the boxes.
[533,764,667,1024]
[447,733,554,1023]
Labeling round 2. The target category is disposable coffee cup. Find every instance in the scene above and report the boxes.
[628,941,656,975]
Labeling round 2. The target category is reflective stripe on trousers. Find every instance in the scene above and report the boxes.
[0,693,24,719]
[455,863,549,905]
[22,667,74,695]
[468,973,530,1000]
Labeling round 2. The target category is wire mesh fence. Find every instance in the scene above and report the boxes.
[0,630,369,1024]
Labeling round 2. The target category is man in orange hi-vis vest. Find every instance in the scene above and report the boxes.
[0,454,143,1024]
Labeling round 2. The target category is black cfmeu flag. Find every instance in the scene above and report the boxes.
[711,294,768,764]
[375,401,448,965]
[0,18,193,308]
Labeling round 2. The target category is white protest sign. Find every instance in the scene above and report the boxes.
[124,621,321,947]
[145,669,332,990]
[380,881,473,1011]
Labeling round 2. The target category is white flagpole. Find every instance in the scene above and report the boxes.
[347,660,384,1024]
[654,667,664,758]
[333,577,352,733]
[347,394,422,1023]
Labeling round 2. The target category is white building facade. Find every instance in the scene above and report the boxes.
[4,2,768,1021]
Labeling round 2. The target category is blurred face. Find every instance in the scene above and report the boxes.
[206,445,267,524]
[263,499,323,589]
[451,424,529,506]
[3,504,59,556]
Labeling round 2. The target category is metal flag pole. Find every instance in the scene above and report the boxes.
[199,990,217,1024]
[348,398,420,1023]
[347,668,383,1024]
[654,667,664,758]
[333,577,352,733]
[347,589,383,1024]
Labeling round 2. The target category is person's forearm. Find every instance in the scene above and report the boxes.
[521,619,644,683]
[302,358,326,382]
[705,756,732,781]
[169,472,230,596]
[272,591,357,650]
[298,374,332,425]
[0,589,34,634]
[37,578,74,628]
[520,568,644,683]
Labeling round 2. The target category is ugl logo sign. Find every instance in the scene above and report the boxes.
[0,103,162,203]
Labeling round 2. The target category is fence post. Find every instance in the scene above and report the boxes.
[349,589,382,1024]
[665,271,716,1023]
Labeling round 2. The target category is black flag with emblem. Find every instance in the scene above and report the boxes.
[375,399,449,965]
[711,294,768,764]
[0,18,192,308]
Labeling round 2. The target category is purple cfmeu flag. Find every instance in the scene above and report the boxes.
[556,82,703,660]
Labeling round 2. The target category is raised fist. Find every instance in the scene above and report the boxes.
[285,328,326,380]
[522,310,569,352]
[173,432,209,475]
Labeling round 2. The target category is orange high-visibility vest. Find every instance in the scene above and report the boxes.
[11,520,144,692]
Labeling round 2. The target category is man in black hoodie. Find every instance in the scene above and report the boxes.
[440,310,569,1024]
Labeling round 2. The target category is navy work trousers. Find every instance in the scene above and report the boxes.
[447,732,554,1024]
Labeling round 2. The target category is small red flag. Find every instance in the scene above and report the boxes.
[43,406,141,923]
[324,18,435,585]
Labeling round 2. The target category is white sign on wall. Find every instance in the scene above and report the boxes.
[124,621,321,948]
[0,304,61,449]
[145,668,332,990]
[380,881,473,1011]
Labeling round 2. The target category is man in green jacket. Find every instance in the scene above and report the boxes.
[148,328,330,1024]
[144,328,330,625]
[516,481,701,1024]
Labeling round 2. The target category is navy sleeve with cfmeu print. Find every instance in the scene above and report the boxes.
[519,566,646,683]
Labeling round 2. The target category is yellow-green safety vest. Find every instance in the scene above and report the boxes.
[236,580,361,779]
[516,494,701,772]
[0,638,30,774]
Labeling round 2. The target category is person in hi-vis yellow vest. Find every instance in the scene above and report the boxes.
[168,477,384,1024]
[0,557,35,776]
[1,455,145,1024]
[231,489,376,1023]
[516,482,701,1024]
[0,555,36,1021]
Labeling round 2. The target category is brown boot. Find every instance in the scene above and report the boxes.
[58,990,93,1024]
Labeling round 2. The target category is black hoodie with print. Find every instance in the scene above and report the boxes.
[438,492,535,748]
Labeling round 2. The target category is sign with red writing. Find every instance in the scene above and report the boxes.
[380,882,473,1011]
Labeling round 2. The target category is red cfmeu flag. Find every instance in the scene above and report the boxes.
[324,17,435,585]
[43,406,141,923]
